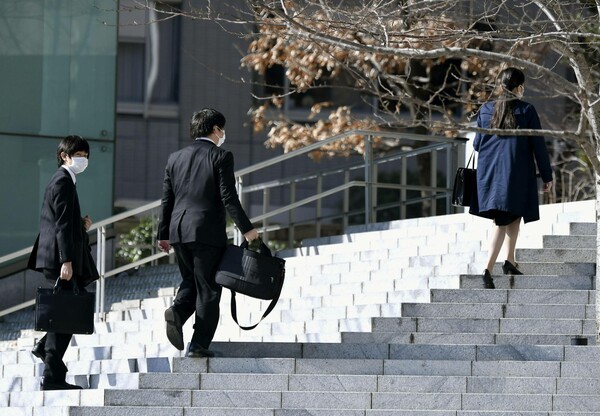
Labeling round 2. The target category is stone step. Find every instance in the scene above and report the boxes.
[517,248,595,263]
[0,357,173,379]
[570,222,597,236]
[489,262,595,276]
[4,407,600,416]
[371,317,595,335]
[543,235,595,249]
[402,302,591,319]
[459,275,596,290]
[6,371,600,396]
[21,408,600,416]
[38,388,600,412]
[341,332,596,346]
[163,357,600,378]
[5,343,600,374]
[431,289,596,305]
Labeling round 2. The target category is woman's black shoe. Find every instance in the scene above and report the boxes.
[502,260,523,275]
[482,269,495,289]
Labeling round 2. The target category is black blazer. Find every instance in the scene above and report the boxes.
[28,168,88,280]
[157,140,253,247]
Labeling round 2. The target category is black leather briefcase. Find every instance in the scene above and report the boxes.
[35,278,95,334]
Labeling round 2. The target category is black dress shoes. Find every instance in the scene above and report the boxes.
[502,260,523,275]
[186,342,215,358]
[32,340,46,361]
[41,379,83,390]
[482,269,495,289]
[165,307,185,351]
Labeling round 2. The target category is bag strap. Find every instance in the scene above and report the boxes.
[466,150,476,169]
[228,266,285,331]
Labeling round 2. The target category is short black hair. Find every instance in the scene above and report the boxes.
[56,135,90,167]
[190,108,226,139]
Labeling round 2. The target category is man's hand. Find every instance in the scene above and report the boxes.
[60,261,73,281]
[158,240,172,253]
[83,215,92,231]
[244,228,259,242]
[543,181,553,192]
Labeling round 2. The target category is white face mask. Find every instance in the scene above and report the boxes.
[69,157,88,174]
[218,131,226,147]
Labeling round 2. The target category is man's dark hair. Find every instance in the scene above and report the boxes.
[190,108,226,139]
[56,135,90,167]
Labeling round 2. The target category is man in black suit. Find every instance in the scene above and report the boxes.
[157,108,258,357]
[28,135,93,390]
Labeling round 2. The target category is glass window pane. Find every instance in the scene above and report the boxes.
[0,0,117,140]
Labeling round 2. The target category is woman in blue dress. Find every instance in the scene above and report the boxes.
[470,67,553,289]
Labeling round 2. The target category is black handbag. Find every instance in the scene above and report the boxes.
[216,239,285,330]
[35,278,95,334]
[452,151,477,207]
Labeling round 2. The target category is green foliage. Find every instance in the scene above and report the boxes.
[117,217,154,264]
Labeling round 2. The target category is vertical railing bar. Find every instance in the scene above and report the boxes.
[263,188,270,245]
[289,182,296,248]
[400,156,407,219]
[364,135,374,224]
[431,149,438,216]
[95,227,102,322]
[316,175,323,238]
[446,144,452,214]
[343,170,350,230]
[373,164,379,222]
[235,176,244,245]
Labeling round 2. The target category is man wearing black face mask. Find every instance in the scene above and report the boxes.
[157,108,258,357]
[28,135,96,390]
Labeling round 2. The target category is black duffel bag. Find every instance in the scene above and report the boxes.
[216,239,285,330]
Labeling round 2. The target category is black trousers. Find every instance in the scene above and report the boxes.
[172,242,224,349]
[40,274,73,382]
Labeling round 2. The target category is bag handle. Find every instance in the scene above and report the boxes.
[240,238,272,257]
[466,150,476,169]
[229,238,285,330]
[53,277,81,296]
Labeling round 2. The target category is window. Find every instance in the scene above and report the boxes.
[117,1,181,110]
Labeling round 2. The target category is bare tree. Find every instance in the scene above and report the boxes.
[135,0,600,337]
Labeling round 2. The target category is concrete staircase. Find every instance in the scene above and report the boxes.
[0,200,598,415]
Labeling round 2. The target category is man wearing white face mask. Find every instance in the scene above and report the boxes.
[158,108,258,357]
[28,135,97,390]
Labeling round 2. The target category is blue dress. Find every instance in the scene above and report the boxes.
[469,100,553,223]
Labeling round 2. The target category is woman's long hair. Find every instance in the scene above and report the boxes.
[491,67,525,129]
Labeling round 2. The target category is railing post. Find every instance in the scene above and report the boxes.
[364,135,374,224]
[343,171,350,230]
[316,174,323,238]
[263,188,270,245]
[235,176,244,245]
[401,156,407,219]
[289,182,296,248]
[430,149,438,216]
[446,144,452,214]
[95,226,106,322]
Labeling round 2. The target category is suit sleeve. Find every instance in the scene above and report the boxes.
[157,163,174,240]
[473,111,483,151]
[217,151,254,234]
[52,178,76,263]
[527,105,553,183]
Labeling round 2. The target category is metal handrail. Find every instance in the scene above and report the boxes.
[0,129,466,320]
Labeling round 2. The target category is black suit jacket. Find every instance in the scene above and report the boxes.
[28,168,88,280]
[157,140,253,247]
